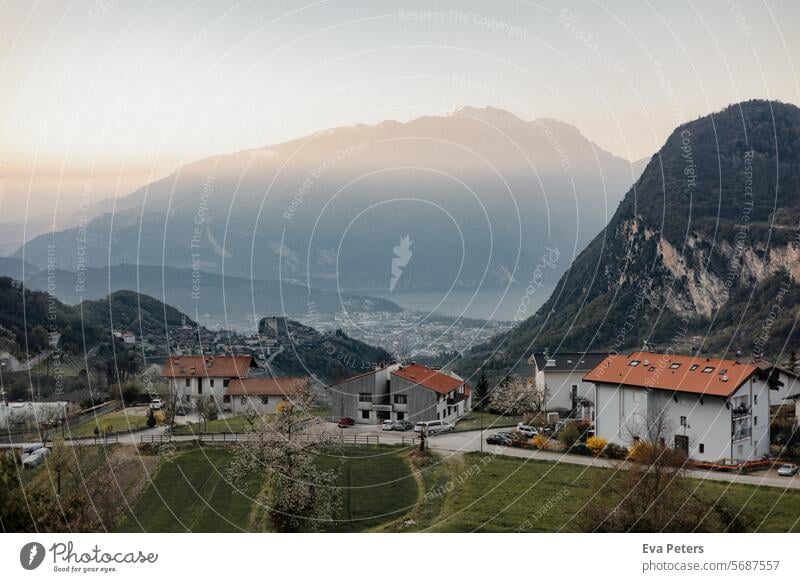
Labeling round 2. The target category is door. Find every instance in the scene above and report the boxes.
[674,434,689,455]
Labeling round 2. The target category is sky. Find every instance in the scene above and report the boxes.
[1,0,799,223]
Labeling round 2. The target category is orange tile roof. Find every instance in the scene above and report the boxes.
[583,352,758,397]
[226,376,307,396]
[392,363,466,395]
[161,355,255,379]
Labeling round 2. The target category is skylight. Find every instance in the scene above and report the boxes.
[702,366,714,373]
[670,363,681,369]
[629,360,640,366]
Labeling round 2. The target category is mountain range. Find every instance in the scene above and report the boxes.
[459,99,800,381]
[13,107,642,296]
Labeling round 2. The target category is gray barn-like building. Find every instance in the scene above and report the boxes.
[329,363,471,425]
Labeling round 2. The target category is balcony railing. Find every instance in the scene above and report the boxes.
[732,426,752,441]
[447,392,465,406]
[731,404,750,418]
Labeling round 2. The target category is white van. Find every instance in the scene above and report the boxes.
[414,420,455,435]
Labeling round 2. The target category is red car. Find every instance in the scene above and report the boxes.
[337,417,355,428]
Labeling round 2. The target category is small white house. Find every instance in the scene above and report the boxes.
[529,352,609,416]
[585,352,772,463]
[225,376,307,414]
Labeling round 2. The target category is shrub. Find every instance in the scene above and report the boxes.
[586,436,608,457]
[569,443,591,456]
[604,442,628,460]
[532,434,549,450]
[559,423,580,447]
[146,408,157,428]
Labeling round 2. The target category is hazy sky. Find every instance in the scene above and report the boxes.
[1,0,799,221]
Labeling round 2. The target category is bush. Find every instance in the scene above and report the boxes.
[532,434,550,450]
[146,408,157,428]
[586,436,608,457]
[604,442,628,460]
[559,423,580,447]
[569,443,591,456]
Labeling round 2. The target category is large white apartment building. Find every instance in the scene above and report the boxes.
[584,352,772,463]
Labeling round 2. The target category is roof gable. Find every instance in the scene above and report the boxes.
[392,363,466,395]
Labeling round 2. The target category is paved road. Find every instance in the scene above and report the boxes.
[4,422,799,491]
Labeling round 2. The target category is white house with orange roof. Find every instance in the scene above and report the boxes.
[161,354,257,410]
[584,352,772,463]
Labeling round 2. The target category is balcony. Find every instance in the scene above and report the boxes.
[732,426,752,442]
[731,404,750,419]
[447,392,466,406]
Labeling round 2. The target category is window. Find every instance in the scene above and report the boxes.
[394,394,407,404]
[397,412,404,420]
[358,393,372,402]
[361,410,369,420]
[680,416,687,427]
[261,396,269,404]
[754,416,758,426]
[629,360,640,367]
[197,382,203,395]
[718,368,728,375]
[210,379,215,388]
[223,379,230,388]
[223,395,230,403]
[702,366,714,373]
[670,363,681,369]
[690,364,699,371]
[699,444,705,454]
[754,394,758,405]
[185,379,191,387]
[240,396,247,405]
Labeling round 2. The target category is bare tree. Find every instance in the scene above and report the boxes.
[227,379,340,532]
[195,396,218,432]
[579,408,750,532]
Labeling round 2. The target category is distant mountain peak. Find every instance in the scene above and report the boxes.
[448,105,527,125]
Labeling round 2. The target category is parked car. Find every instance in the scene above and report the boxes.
[149,398,163,410]
[516,423,539,438]
[337,416,355,428]
[414,420,455,435]
[486,432,512,446]
[21,447,50,469]
[381,420,396,431]
[777,463,799,477]
[394,420,413,431]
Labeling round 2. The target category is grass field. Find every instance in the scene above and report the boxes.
[315,446,418,532]
[170,416,254,435]
[117,447,263,532]
[117,445,419,532]
[61,444,800,533]
[61,408,152,438]
[422,453,800,533]
[453,411,524,432]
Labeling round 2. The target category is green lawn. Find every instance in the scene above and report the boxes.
[314,446,419,532]
[423,453,800,533]
[454,411,524,432]
[171,415,255,435]
[117,448,262,532]
[61,409,152,439]
[117,445,418,532]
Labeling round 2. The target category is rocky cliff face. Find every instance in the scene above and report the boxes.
[460,100,800,380]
